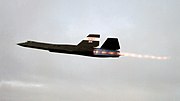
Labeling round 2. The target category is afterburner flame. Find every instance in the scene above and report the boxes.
[118,52,169,60]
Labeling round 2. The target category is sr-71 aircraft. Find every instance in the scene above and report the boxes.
[17,34,121,58]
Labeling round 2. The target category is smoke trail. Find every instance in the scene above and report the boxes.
[118,52,169,60]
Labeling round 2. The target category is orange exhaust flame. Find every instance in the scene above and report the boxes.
[118,52,169,60]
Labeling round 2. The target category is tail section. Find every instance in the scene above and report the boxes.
[101,38,120,50]
[77,34,100,49]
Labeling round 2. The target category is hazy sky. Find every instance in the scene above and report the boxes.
[0,0,180,101]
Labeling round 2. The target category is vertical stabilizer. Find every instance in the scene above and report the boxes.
[101,38,120,50]
[77,34,100,49]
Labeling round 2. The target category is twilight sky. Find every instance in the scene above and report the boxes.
[0,0,180,101]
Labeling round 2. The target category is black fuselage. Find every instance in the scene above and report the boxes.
[18,41,120,58]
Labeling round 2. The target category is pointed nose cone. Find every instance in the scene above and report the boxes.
[17,42,26,47]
